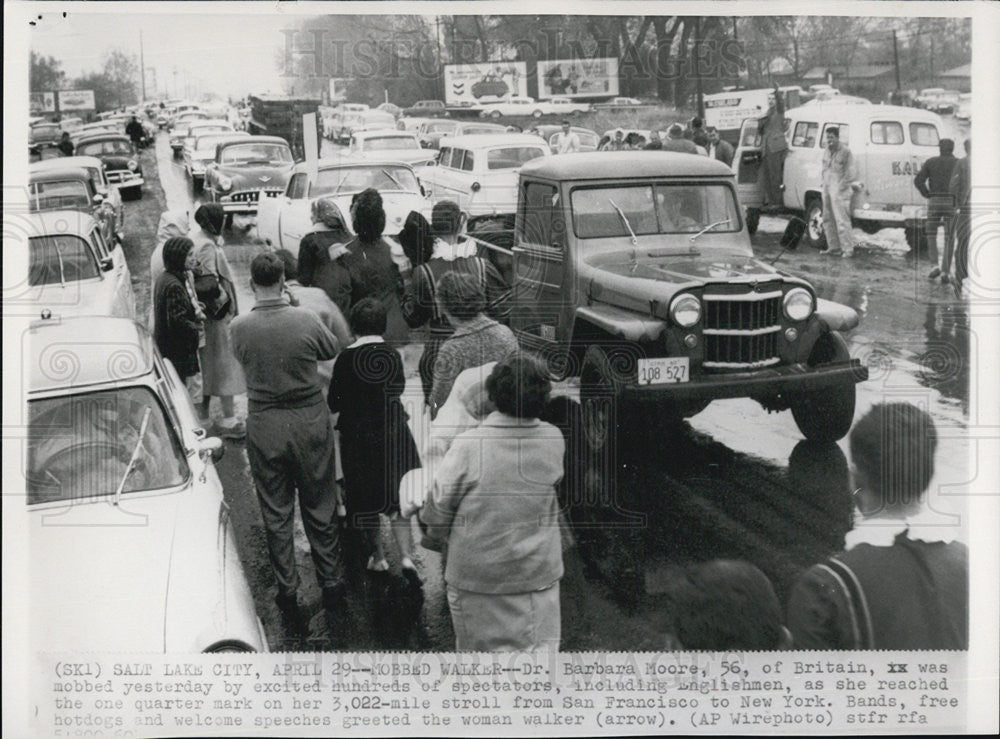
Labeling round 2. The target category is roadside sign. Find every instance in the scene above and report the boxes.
[58,90,96,111]
[30,92,56,114]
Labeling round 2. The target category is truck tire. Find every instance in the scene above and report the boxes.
[790,332,857,442]
[856,218,881,235]
[746,207,761,235]
[805,197,827,250]
[580,345,621,455]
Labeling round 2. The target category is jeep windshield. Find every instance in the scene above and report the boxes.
[310,165,419,196]
[571,183,740,238]
[219,143,292,166]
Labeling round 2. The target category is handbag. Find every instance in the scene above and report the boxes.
[193,246,233,320]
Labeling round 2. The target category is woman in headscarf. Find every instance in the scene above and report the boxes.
[341,188,409,347]
[153,236,203,411]
[148,210,190,327]
[190,203,246,438]
[397,210,435,271]
[297,197,354,315]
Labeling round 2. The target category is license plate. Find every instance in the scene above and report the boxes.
[637,357,689,385]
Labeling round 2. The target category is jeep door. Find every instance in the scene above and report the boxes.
[511,180,569,353]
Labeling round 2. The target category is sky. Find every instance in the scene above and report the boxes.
[26,10,297,99]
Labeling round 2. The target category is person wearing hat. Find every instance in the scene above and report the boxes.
[153,236,204,410]
[298,197,354,315]
[600,128,627,151]
[759,84,789,208]
[663,123,699,154]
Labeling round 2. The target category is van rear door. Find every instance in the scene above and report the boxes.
[732,118,764,210]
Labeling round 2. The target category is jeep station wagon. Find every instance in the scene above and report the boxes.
[490,152,867,458]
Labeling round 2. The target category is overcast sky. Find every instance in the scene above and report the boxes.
[27,10,296,98]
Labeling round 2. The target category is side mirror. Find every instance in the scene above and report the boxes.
[198,436,225,463]
[100,257,114,272]
[93,192,105,205]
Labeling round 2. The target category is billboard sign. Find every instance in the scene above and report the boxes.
[30,92,56,114]
[57,90,96,111]
[444,62,528,105]
[537,58,619,100]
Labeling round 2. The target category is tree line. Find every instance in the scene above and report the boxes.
[30,49,140,113]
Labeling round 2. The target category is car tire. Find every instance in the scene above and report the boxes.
[856,218,882,235]
[790,332,857,442]
[805,197,827,250]
[490,110,502,120]
[746,207,761,235]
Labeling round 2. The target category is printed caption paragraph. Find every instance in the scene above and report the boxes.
[36,651,967,735]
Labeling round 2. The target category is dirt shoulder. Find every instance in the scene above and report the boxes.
[120,143,168,321]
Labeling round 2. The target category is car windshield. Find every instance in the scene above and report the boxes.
[571,183,741,238]
[29,180,91,211]
[28,234,99,285]
[461,125,504,135]
[26,387,188,506]
[78,140,132,157]
[426,122,455,134]
[189,126,229,139]
[311,165,419,196]
[220,143,292,166]
[362,136,419,151]
[486,146,546,170]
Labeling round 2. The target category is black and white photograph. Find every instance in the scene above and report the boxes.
[3,1,998,735]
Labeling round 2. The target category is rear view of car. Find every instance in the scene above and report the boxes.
[75,135,144,200]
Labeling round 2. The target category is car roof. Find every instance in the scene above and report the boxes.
[290,156,415,174]
[25,210,100,237]
[788,102,940,121]
[354,129,415,137]
[30,156,105,171]
[188,119,232,128]
[76,133,130,143]
[218,135,289,147]
[29,166,92,184]
[28,317,154,394]
[438,133,549,148]
[521,151,733,180]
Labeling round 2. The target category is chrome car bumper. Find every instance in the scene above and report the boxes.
[217,189,283,213]
[106,171,144,187]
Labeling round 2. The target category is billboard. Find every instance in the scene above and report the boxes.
[537,58,619,100]
[444,62,528,105]
[58,90,96,111]
[30,92,56,114]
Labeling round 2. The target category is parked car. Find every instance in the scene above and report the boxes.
[915,88,961,115]
[71,122,123,145]
[75,134,144,200]
[418,120,507,149]
[346,129,436,167]
[203,135,294,221]
[478,96,548,119]
[955,93,971,122]
[403,100,448,117]
[29,122,62,153]
[476,152,867,470]
[532,125,600,153]
[256,157,431,255]
[25,315,267,653]
[593,96,654,111]
[30,155,124,240]
[734,101,946,248]
[542,96,593,115]
[330,108,395,144]
[397,116,434,134]
[419,133,549,222]
[377,102,402,118]
[28,166,120,246]
[58,116,84,136]
[182,119,236,158]
[170,112,213,156]
[19,211,134,320]
[184,131,249,193]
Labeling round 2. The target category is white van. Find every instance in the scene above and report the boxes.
[703,87,803,143]
[734,101,946,249]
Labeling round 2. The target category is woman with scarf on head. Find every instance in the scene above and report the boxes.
[148,210,190,328]
[190,203,247,439]
[297,198,354,316]
[153,236,204,412]
[341,188,409,347]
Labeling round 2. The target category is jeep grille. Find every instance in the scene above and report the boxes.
[702,290,782,369]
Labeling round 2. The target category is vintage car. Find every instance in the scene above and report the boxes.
[321,103,368,139]
[203,135,294,219]
[28,166,121,246]
[181,119,237,159]
[17,211,135,320]
[71,121,123,145]
[419,133,549,222]
[330,108,395,144]
[533,125,601,153]
[29,122,62,153]
[593,96,655,111]
[477,152,867,460]
[256,157,431,255]
[915,88,961,115]
[169,112,213,155]
[418,119,507,149]
[58,116,84,136]
[183,131,249,193]
[734,101,946,247]
[25,316,268,653]
[74,134,144,200]
[398,116,434,134]
[479,96,545,119]
[346,129,436,167]
[30,155,124,237]
[403,99,448,117]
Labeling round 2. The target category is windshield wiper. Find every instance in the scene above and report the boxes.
[380,169,402,189]
[609,199,639,271]
[113,406,151,506]
[55,241,66,288]
[689,218,732,243]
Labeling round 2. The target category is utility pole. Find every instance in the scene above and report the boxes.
[694,18,705,119]
[139,30,147,103]
[892,30,901,90]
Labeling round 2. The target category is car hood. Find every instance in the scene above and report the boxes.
[27,278,124,319]
[29,491,182,652]
[216,163,292,187]
[588,250,779,285]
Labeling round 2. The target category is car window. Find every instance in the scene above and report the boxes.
[90,229,109,260]
[220,143,292,165]
[363,136,419,151]
[909,122,940,147]
[487,146,546,170]
[310,165,419,196]
[77,140,133,157]
[28,235,99,285]
[462,125,503,136]
[870,121,904,145]
[571,183,740,238]
[520,182,564,248]
[427,122,455,134]
[438,147,454,168]
[287,173,308,199]
[459,150,475,172]
[29,180,91,211]
[792,121,818,148]
[26,386,189,506]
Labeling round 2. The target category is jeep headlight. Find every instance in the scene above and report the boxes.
[669,293,701,328]
[783,288,814,321]
[127,160,138,171]
[217,175,233,192]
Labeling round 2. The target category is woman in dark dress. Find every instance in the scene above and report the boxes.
[153,236,203,407]
[297,197,354,315]
[341,189,409,347]
[329,298,421,584]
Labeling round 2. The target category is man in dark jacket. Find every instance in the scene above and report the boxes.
[706,127,735,167]
[914,138,958,281]
[125,115,145,154]
[56,132,75,157]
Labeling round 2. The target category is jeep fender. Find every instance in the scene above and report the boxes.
[815,298,860,332]
[573,304,666,343]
